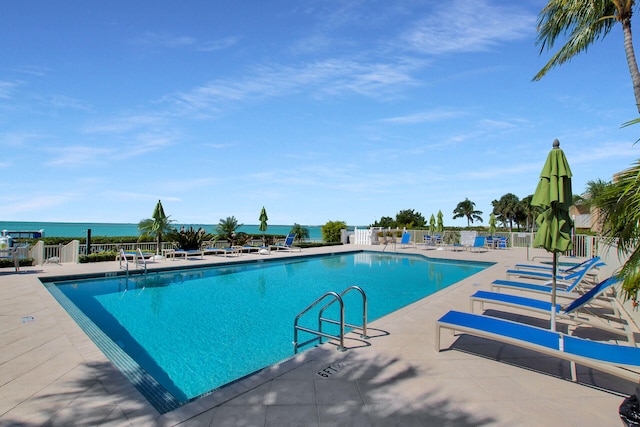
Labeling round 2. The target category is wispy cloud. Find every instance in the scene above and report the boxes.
[5,65,49,77]
[166,58,421,116]
[0,80,22,99]
[381,109,467,124]
[83,114,164,134]
[41,94,92,111]
[44,145,115,167]
[130,32,238,52]
[400,0,535,55]
[0,131,45,146]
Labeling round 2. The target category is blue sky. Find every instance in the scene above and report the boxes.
[1,0,639,227]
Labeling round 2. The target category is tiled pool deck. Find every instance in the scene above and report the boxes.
[0,245,636,426]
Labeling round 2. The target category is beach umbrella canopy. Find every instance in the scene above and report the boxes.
[489,213,496,236]
[437,210,444,233]
[151,200,167,234]
[258,206,268,233]
[429,214,436,234]
[150,200,168,255]
[152,200,166,222]
[531,139,573,331]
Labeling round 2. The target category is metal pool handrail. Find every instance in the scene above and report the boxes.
[293,286,369,354]
[319,285,368,339]
[293,291,345,353]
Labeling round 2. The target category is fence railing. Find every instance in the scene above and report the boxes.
[23,229,615,268]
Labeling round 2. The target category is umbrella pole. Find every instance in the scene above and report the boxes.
[551,252,557,331]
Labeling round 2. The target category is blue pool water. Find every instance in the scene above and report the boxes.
[43,251,491,412]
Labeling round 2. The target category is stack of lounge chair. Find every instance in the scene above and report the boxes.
[436,256,640,383]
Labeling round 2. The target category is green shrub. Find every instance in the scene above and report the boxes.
[0,258,33,268]
[321,221,347,243]
[79,251,118,263]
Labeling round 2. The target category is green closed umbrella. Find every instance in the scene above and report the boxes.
[531,139,573,331]
[259,206,268,243]
[429,214,436,235]
[151,200,168,255]
[437,210,444,233]
[489,213,496,236]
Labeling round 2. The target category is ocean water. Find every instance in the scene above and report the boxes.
[0,221,324,240]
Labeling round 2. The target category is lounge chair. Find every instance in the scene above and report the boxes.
[168,249,203,260]
[399,232,413,248]
[203,246,240,257]
[270,233,301,252]
[470,276,633,343]
[491,257,601,296]
[437,310,640,382]
[513,256,603,273]
[469,236,488,253]
[505,256,601,283]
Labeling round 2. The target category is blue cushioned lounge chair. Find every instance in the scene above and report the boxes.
[505,256,600,283]
[495,257,601,296]
[437,310,640,382]
[513,256,604,273]
[270,233,301,252]
[169,249,203,260]
[399,232,413,248]
[470,276,633,344]
[469,236,488,253]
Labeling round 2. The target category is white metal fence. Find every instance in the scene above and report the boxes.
[18,229,620,271]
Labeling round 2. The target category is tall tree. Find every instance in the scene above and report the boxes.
[216,216,242,246]
[534,0,640,113]
[395,209,426,228]
[492,193,521,231]
[520,195,539,231]
[290,223,310,243]
[452,198,483,227]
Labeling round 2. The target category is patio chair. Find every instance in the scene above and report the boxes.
[470,276,633,344]
[270,233,301,252]
[491,257,601,296]
[437,310,640,382]
[469,236,488,253]
[505,256,601,283]
[399,232,413,248]
[496,237,508,249]
[169,249,203,260]
[513,256,602,273]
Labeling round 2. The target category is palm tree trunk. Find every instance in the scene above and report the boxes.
[622,17,640,114]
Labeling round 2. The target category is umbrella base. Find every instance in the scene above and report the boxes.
[620,395,640,426]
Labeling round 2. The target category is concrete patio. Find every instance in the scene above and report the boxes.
[0,244,636,426]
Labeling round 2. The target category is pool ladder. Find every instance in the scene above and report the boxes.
[293,286,368,354]
[119,248,148,277]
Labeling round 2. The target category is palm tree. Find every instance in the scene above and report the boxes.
[452,198,483,227]
[519,195,539,231]
[583,178,611,207]
[593,161,640,301]
[491,193,520,231]
[290,223,310,243]
[138,200,175,255]
[216,216,242,246]
[534,0,640,113]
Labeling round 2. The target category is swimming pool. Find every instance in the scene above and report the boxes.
[42,251,492,413]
